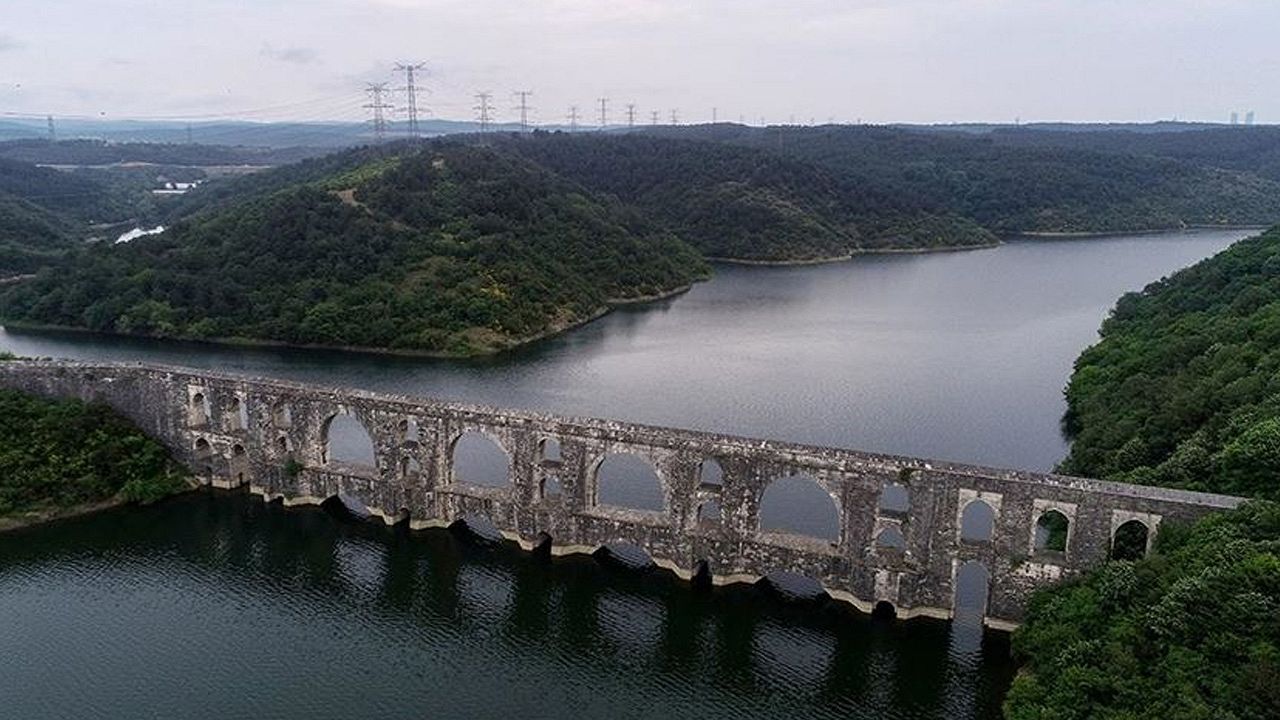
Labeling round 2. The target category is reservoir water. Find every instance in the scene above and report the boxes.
[0,229,1252,718]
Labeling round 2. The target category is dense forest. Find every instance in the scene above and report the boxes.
[0,138,321,167]
[1004,500,1280,719]
[650,124,1280,234]
[0,384,189,521]
[0,143,707,355]
[495,133,995,259]
[1058,226,1280,499]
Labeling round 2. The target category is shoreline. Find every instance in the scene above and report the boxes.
[707,240,1003,267]
[0,283,700,361]
[1009,225,1267,240]
[0,497,128,534]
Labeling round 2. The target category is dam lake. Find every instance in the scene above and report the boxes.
[0,229,1250,718]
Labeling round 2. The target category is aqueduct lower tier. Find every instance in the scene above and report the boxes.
[0,360,1242,628]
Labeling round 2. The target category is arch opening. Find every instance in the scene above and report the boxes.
[189,392,210,427]
[401,455,422,478]
[272,402,292,429]
[876,526,906,550]
[697,499,721,528]
[400,418,420,444]
[229,443,249,485]
[1034,510,1070,554]
[691,559,712,590]
[595,542,655,571]
[759,474,839,543]
[540,438,562,463]
[960,499,995,543]
[452,513,504,544]
[879,482,910,515]
[322,493,372,521]
[1111,520,1150,561]
[193,438,213,477]
[451,431,511,488]
[954,560,990,619]
[760,570,828,602]
[872,600,897,620]
[595,453,664,512]
[540,475,563,500]
[228,397,248,432]
[322,413,377,469]
[699,458,724,487]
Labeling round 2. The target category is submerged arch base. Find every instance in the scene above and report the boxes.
[239,484,981,627]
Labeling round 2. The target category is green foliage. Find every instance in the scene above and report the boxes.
[0,142,709,355]
[1005,501,1280,720]
[1059,227,1280,499]
[651,124,1280,234]
[0,389,187,517]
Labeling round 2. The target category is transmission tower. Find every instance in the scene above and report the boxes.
[568,105,580,132]
[46,115,55,142]
[363,82,393,142]
[394,61,428,138]
[670,108,679,125]
[474,92,494,134]
[597,97,608,129]
[626,103,636,128]
[712,107,718,123]
[650,110,659,126]
[513,90,533,132]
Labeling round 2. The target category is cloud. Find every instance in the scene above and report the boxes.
[260,43,319,65]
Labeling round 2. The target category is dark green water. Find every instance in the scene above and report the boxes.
[0,230,1253,717]
[0,493,1013,719]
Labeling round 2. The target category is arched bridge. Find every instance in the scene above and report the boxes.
[0,360,1242,628]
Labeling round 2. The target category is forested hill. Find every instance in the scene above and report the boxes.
[492,133,995,259]
[648,124,1280,234]
[1058,226,1280,499]
[0,143,707,356]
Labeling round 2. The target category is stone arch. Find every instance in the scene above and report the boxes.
[878,481,910,515]
[960,499,995,543]
[193,437,213,477]
[697,498,721,528]
[758,474,840,543]
[954,560,990,619]
[450,431,511,488]
[189,391,210,427]
[594,453,665,512]
[228,396,248,432]
[401,454,422,478]
[399,417,420,444]
[596,541,655,570]
[321,412,377,469]
[1111,519,1151,560]
[540,474,563,499]
[872,600,897,619]
[271,401,292,428]
[540,438,562,463]
[229,443,249,486]
[875,526,906,550]
[699,458,724,487]
[1034,509,1070,554]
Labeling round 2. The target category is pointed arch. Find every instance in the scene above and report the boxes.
[595,453,664,512]
[1112,519,1151,560]
[954,560,990,619]
[758,474,840,543]
[322,412,377,468]
[1034,509,1070,554]
[451,431,510,488]
[699,458,724,487]
[878,481,910,514]
[875,526,906,550]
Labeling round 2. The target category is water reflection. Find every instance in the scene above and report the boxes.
[0,493,1014,719]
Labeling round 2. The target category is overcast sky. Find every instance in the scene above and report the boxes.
[1,0,1277,125]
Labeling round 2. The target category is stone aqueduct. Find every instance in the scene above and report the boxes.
[0,360,1243,628]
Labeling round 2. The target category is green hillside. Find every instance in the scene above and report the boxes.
[0,143,707,355]
[1059,226,1280,499]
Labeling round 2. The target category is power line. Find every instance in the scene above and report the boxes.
[626,103,636,128]
[394,61,428,138]
[513,90,533,132]
[363,82,393,142]
[597,96,608,129]
[474,91,493,134]
[567,105,580,132]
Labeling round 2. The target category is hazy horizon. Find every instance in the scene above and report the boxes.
[1,1,1277,127]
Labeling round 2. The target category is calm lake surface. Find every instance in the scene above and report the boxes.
[0,229,1252,718]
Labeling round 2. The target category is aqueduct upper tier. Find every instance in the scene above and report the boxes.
[0,360,1242,628]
